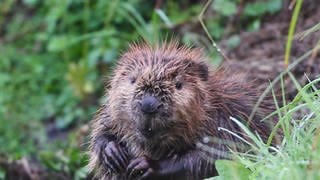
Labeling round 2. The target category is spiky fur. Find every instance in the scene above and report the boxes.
[89,41,278,180]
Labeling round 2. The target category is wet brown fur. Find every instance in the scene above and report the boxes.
[89,41,277,179]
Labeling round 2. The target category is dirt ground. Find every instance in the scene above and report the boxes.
[222,0,320,99]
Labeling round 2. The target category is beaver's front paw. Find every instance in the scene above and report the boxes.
[126,156,157,180]
[101,141,129,173]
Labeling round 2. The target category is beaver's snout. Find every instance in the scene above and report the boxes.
[137,96,164,138]
[139,96,162,114]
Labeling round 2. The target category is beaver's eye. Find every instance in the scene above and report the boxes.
[175,82,183,90]
[129,76,136,84]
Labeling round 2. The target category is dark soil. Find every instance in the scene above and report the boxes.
[222,0,320,99]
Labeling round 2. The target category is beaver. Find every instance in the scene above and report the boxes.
[88,41,278,180]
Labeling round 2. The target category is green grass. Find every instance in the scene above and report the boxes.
[285,0,304,67]
[207,70,320,180]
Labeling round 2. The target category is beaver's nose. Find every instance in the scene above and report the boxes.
[140,96,161,114]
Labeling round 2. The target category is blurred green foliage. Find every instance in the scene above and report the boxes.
[0,0,283,178]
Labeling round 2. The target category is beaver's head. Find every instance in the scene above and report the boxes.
[108,42,210,154]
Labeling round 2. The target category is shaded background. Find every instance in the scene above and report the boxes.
[0,0,319,179]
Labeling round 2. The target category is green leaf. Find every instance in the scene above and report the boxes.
[48,30,115,52]
[208,21,224,39]
[103,49,118,63]
[47,35,71,52]
[205,176,223,180]
[247,19,261,32]
[23,0,38,6]
[40,151,62,171]
[266,0,282,14]
[243,2,267,17]
[74,166,89,180]
[226,35,241,49]
[0,167,5,179]
[212,0,237,17]
[215,160,251,180]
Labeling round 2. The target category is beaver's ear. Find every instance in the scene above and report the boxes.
[186,61,209,81]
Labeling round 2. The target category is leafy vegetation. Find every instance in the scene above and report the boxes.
[1,0,319,179]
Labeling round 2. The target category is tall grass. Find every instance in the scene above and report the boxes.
[207,74,320,180]
[284,0,304,67]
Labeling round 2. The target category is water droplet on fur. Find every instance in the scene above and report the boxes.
[203,136,210,144]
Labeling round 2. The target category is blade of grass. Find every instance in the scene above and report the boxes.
[249,48,312,122]
[104,0,120,26]
[280,75,291,138]
[288,72,320,119]
[198,0,230,61]
[229,117,266,149]
[155,9,173,28]
[266,82,288,146]
[284,0,304,68]
[118,4,151,42]
[218,126,258,150]
[296,22,320,40]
